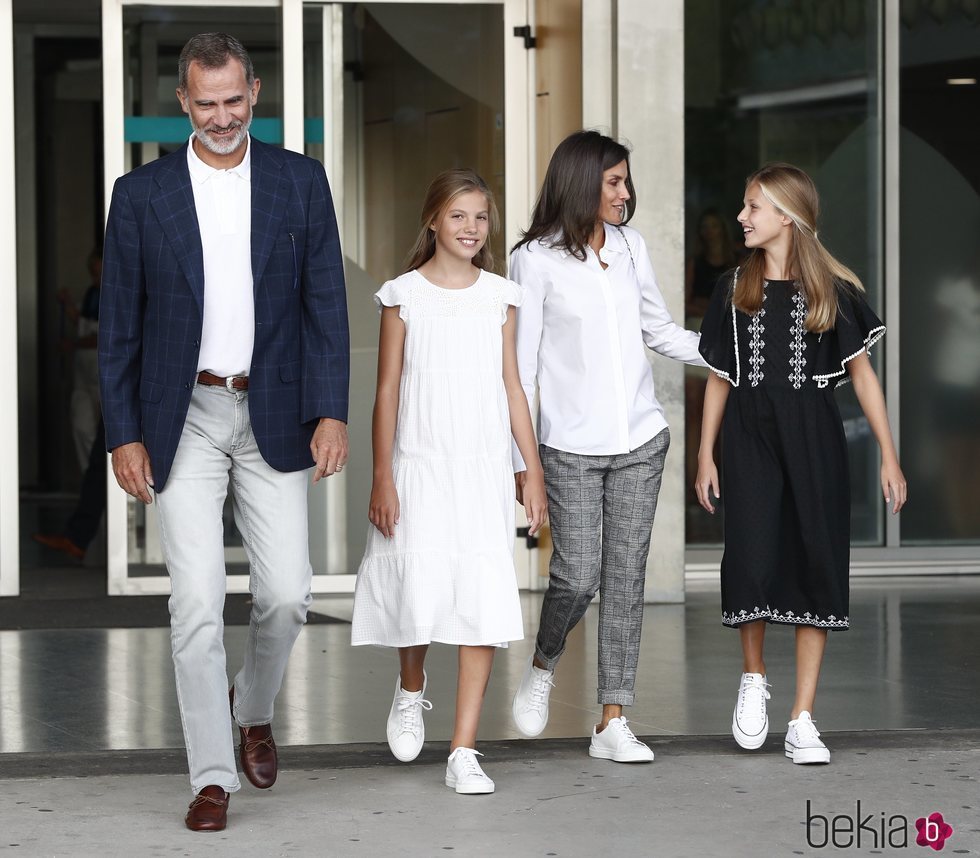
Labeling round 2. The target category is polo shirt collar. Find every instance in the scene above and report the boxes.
[186,133,252,184]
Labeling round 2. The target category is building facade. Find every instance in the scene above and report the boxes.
[0,0,977,601]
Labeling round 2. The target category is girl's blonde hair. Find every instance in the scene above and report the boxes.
[735,163,863,332]
[404,169,500,273]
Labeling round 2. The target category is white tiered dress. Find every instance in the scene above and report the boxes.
[350,269,526,648]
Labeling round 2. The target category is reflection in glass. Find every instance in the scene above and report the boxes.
[899,5,980,544]
[684,0,882,546]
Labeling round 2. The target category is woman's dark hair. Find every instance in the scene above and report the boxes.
[513,130,636,261]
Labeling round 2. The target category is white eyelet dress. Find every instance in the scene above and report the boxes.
[351,269,526,648]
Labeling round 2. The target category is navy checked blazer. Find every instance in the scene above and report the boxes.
[99,138,350,492]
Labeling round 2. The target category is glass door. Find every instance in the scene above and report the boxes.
[102,0,533,595]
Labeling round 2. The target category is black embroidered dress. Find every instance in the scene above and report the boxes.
[699,271,885,631]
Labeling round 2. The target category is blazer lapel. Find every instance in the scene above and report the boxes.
[150,144,205,314]
[249,139,289,289]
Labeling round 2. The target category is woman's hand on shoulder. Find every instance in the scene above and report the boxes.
[695,457,720,514]
[369,477,400,538]
[881,458,907,515]
[521,469,548,536]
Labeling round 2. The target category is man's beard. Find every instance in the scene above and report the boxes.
[192,111,251,156]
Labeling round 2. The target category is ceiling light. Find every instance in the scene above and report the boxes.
[946,77,977,85]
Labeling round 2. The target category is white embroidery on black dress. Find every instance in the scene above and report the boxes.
[747,287,767,387]
[704,267,742,387]
[812,325,887,388]
[788,290,808,389]
[722,606,849,629]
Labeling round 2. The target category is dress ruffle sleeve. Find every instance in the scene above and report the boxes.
[498,277,525,324]
[373,276,412,321]
[698,268,740,386]
[811,284,886,388]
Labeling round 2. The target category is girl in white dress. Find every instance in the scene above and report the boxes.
[351,169,547,794]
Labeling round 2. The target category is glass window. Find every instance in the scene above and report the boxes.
[898,4,980,544]
[684,0,883,546]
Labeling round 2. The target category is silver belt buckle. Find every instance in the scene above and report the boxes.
[225,375,239,392]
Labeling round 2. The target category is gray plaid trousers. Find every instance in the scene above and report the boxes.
[534,428,670,706]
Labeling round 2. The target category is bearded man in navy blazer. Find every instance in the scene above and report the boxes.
[99,33,349,831]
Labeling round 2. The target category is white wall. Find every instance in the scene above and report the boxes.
[616,0,686,602]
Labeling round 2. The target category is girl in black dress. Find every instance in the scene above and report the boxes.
[695,163,906,764]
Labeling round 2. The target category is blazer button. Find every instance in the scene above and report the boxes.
[185,383,191,389]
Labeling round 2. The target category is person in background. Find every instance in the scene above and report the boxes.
[684,210,738,536]
[31,419,106,562]
[33,248,105,562]
[64,248,103,471]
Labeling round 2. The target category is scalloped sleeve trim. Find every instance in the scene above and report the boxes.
[699,266,741,387]
[704,300,741,387]
[812,325,886,388]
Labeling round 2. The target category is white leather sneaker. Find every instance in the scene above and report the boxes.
[386,672,432,763]
[732,672,771,750]
[512,656,555,737]
[588,717,654,763]
[445,747,495,794]
[784,711,831,764]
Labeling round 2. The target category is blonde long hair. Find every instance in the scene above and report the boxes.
[404,169,500,273]
[734,163,863,332]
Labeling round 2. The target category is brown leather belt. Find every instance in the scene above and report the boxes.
[197,371,249,391]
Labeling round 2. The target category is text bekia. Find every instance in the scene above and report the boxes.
[805,801,954,850]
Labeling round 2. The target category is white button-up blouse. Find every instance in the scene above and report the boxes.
[509,222,705,469]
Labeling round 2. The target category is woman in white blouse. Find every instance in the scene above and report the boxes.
[509,130,705,762]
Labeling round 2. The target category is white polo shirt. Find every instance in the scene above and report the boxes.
[187,135,255,377]
[510,222,705,469]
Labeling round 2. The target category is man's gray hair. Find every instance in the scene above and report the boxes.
[178,33,255,92]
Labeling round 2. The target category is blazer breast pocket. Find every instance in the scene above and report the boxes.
[276,232,300,289]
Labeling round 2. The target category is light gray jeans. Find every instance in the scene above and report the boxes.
[534,429,670,706]
[155,383,312,794]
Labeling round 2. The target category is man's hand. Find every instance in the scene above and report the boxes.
[111,442,155,504]
[311,417,349,483]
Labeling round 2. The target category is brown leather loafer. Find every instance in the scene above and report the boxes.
[185,785,228,831]
[230,688,278,789]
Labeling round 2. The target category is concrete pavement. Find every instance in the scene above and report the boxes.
[2,730,978,857]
